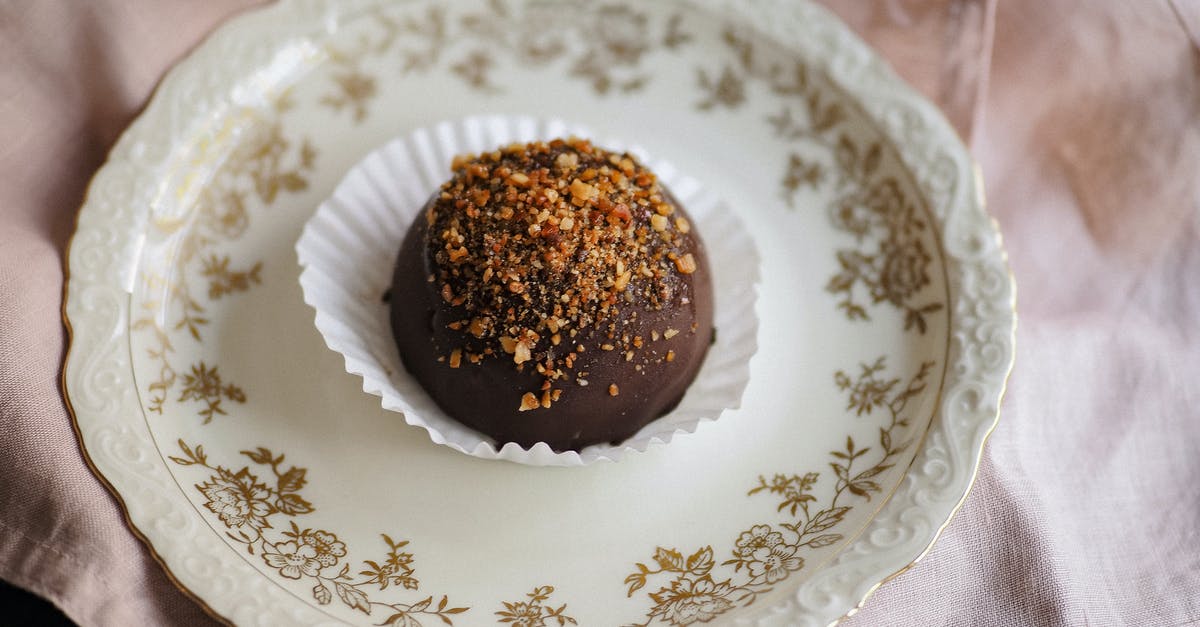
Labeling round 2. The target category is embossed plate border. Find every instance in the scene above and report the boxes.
[62,1,1016,625]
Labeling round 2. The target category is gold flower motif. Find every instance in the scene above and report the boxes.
[299,529,347,567]
[877,238,932,304]
[733,525,784,558]
[204,190,250,239]
[262,540,323,579]
[496,585,577,626]
[627,358,933,624]
[830,196,874,241]
[497,601,543,627]
[653,576,735,626]
[747,544,803,584]
[173,437,472,622]
[865,179,905,225]
[197,470,272,528]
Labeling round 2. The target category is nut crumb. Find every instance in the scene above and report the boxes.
[519,392,540,411]
[674,253,697,274]
[608,383,619,397]
[513,341,532,365]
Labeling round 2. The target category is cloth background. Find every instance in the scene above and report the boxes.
[1,0,1197,625]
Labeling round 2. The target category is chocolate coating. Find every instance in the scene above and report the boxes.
[388,140,713,452]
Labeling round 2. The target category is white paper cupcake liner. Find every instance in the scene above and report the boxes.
[296,115,759,466]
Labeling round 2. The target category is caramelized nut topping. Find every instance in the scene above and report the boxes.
[427,138,702,409]
[519,392,540,411]
[513,341,532,365]
[674,253,697,274]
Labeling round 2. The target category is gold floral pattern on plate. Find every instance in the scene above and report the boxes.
[623,356,934,626]
[170,440,471,625]
[693,26,944,332]
[176,362,247,424]
[200,254,263,300]
[133,114,317,420]
[318,1,691,123]
[496,586,578,626]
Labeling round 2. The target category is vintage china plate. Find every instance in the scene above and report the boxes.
[63,1,1015,625]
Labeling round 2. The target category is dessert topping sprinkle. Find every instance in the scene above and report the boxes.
[428,138,699,410]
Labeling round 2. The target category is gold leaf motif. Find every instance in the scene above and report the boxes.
[696,66,745,110]
[276,492,315,516]
[381,612,422,627]
[653,547,685,572]
[336,582,371,614]
[201,255,262,300]
[623,357,933,625]
[685,547,714,575]
[781,153,826,196]
[450,50,497,92]
[171,441,471,623]
[277,465,307,493]
[313,582,333,605]
[662,14,691,49]
[319,71,378,122]
[177,362,246,424]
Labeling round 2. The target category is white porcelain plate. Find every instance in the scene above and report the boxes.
[63,1,1015,625]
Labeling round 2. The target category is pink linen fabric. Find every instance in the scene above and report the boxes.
[1,1,1197,625]
[1,3,266,624]
[838,1,1200,625]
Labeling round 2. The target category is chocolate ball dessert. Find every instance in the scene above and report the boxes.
[389,138,713,452]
